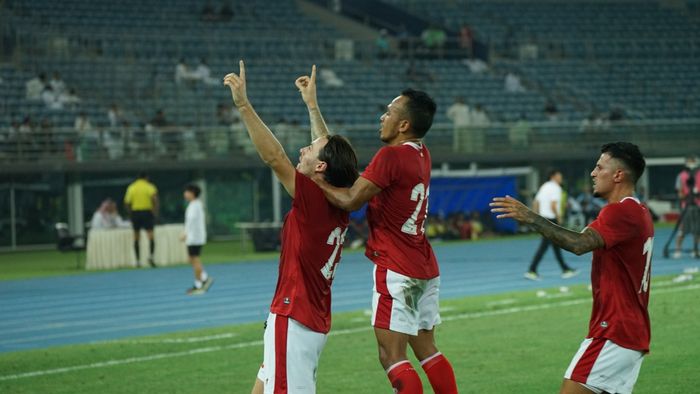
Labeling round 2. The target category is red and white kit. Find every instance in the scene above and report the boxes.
[362,142,441,335]
[257,172,349,394]
[565,197,654,394]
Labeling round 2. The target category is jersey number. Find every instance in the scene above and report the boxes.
[401,183,429,235]
[639,237,653,293]
[321,227,347,280]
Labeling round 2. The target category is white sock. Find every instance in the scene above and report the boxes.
[200,271,208,282]
[194,280,203,289]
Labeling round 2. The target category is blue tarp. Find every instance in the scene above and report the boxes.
[350,175,519,233]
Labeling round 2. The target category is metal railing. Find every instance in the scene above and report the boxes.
[2,119,698,170]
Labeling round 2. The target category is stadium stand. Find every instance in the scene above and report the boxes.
[1,0,699,163]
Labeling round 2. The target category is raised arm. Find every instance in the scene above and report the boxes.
[490,195,604,255]
[315,176,382,212]
[224,60,296,197]
[295,65,330,141]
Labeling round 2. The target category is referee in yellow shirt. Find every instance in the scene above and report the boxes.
[124,172,159,267]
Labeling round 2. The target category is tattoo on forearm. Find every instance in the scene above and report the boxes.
[529,216,603,255]
[309,107,330,139]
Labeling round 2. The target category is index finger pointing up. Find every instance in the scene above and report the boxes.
[239,60,246,80]
[311,64,316,83]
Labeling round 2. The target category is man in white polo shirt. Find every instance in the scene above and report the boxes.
[525,169,578,280]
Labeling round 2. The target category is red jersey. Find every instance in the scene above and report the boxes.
[587,197,654,352]
[269,172,349,334]
[361,142,439,279]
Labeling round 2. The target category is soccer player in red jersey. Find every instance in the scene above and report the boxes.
[224,61,359,394]
[315,90,458,394]
[491,142,653,394]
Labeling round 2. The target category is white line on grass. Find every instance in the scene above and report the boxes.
[110,333,237,344]
[1,283,697,382]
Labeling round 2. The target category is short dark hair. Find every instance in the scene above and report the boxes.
[400,89,436,138]
[318,135,359,188]
[547,168,561,179]
[138,172,148,179]
[601,142,646,184]
[185,183,201,198]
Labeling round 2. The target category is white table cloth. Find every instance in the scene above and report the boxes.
[86,224,188,270]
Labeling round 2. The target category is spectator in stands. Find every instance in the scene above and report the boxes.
[74,112,93,135]
[49,72,66,95]
[108,103,125,127]
[90,199,128,229]
[465,103,490,153]
[19,116,33,134]
[175,59,195,87]
[609,106,624,122]
[216,102,239,126]
[470,212,484,240]
[319,67,344,88]
[459,24,474,58]
[58,88,81,109]
[426,214,447,241]
[453,213,472,240]
[508,113,531,148]
[504,72,526,93]
[376,29,391,59]
[421,24,447,57]
[25,72,47,100]
[544,100,559,121]
[404,61,435,85]
[396,24,411,58]
[192,59,217,86]
[41,85,63,111]
[150,109,169,129]
[446,97,471,152]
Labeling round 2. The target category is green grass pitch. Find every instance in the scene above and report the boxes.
[1,276,697,393]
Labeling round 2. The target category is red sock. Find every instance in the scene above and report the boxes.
[387,360,424,394]
[421,352,458,394]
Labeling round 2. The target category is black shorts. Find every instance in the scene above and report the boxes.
[131,210,155,231]
[187,245,203,257]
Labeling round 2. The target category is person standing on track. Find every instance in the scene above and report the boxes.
[223,61,359,394]
[525,169,578,280]
[181,183,213,295]
[491,142,653,394]
[124,172,159,268]
[314,90,458,394]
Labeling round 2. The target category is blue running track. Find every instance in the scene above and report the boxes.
[0,229,693,353]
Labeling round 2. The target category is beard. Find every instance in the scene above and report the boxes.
[593,191,602,198]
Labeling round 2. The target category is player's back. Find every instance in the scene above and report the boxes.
[588,197,654,351]
[362,142,439,279]
[270,172,349,334]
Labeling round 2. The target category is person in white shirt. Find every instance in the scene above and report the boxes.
[525,170,578,280]
[175,59,195,86]
[192,59,217,85]
[181,184,213,295]
[49,72,66,95]
[41,86,63,110]
[26,73,47,100]
[504,72,526,93]
[446,96,471,152]
[90,199,129,229]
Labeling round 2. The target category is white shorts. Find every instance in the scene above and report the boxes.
[564,338,645,394]
[256,313,328,394]
[371,265,441,336]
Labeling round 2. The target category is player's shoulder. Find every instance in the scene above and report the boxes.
[603,197,645,217]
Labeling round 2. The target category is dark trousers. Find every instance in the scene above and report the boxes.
[529,218,571,273]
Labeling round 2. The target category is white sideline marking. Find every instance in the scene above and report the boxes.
[112,333,237,344]
[1,283,697,382]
